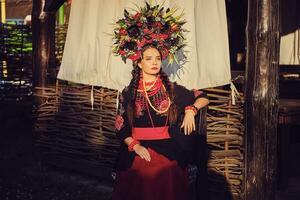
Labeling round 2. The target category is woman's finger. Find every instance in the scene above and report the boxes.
[188,124,192,135]
[140,149,150,162]
[144,150,151,162]
[192,120,195,131]
[184,122,188,135]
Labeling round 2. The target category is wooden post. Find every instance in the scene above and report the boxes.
[244,0,280,200]
[32,0,56,104]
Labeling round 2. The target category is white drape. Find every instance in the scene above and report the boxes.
[280,29,300,65]
[57,0,231,91]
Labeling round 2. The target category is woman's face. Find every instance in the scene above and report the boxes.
[138,47,162,76]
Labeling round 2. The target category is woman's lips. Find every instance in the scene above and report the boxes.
[151,67,158,70]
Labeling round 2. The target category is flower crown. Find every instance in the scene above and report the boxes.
[112,1,187,64]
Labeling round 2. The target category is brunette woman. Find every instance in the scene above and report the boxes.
[112,44,209,200]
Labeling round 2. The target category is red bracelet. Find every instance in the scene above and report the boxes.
[128,140,140,151]
[185,105,197,115]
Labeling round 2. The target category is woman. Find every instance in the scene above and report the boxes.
[112,44,209,200]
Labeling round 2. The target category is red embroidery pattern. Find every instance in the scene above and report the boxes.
[159,99,169,111]
[115,115,124,131]
[192,89,203,98]
[135,102,143,117]
[135,77,170,116]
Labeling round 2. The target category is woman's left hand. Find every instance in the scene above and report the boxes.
[180,111,195,135]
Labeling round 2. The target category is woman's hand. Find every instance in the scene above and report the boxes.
[180,110,195,135]
[133,144,151,162]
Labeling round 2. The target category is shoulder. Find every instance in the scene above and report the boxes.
[172,82,190,94]
[172,82,207,99]
[171,82,194,105]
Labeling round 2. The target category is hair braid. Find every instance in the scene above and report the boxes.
[127,65,141,126]
[160,70,177,124]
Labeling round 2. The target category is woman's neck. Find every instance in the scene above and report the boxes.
[142,72,158,82]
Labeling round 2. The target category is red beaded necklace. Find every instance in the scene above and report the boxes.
[138,77,170,112]
[138,76,162,96]
[137,76,170,128]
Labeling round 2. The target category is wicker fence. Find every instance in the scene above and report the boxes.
[34,85,119,178]
[0,23,68,101]
[0,23,33,101]
[205,88,244,199]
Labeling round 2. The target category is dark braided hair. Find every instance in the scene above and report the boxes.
[127,64,141,125]
[159,70,177,123]
[127,44,178,125]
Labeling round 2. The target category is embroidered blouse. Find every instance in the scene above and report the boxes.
[114,82,208,171]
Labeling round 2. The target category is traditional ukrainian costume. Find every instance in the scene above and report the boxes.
[112,77,208,200]
[111,2,208,200]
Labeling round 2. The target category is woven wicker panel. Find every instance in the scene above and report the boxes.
[34,85,120,169]
[205,88,244,200]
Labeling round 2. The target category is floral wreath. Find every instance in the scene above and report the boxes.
[112,1,187,64]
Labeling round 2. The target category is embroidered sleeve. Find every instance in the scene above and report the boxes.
[192,89,208,101]
[115,87,132,141]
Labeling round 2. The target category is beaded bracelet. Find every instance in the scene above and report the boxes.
[128,139,140,152]
[185,105,198,115]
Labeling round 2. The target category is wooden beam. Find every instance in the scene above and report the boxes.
[32,0,56,104]
[244,0,280,199]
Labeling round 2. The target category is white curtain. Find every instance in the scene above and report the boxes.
[57,0,231,91]
[280,30,300,65]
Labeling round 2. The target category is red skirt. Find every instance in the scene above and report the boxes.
[112,148,189,200]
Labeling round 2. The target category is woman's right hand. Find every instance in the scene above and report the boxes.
[133,144,151,162]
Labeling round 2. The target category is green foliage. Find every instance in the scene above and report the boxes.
[0,23,32,57]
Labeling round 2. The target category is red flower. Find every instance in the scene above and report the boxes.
[137,22,143,27]
[159,34,169,40]
[154,22,163,29]
[115,115,124,131]
[137,38,153,48]
[118,50,126,55]
[119,28,127,35]
[129,52,141,61]
[146,39,153,44]
[133,13,141,20]
[143,28,152,34]
[159,100,169,111]
[171,24,178,32]
[137,38,146,48]
[161,48,169,59]
[150,33,169,40]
